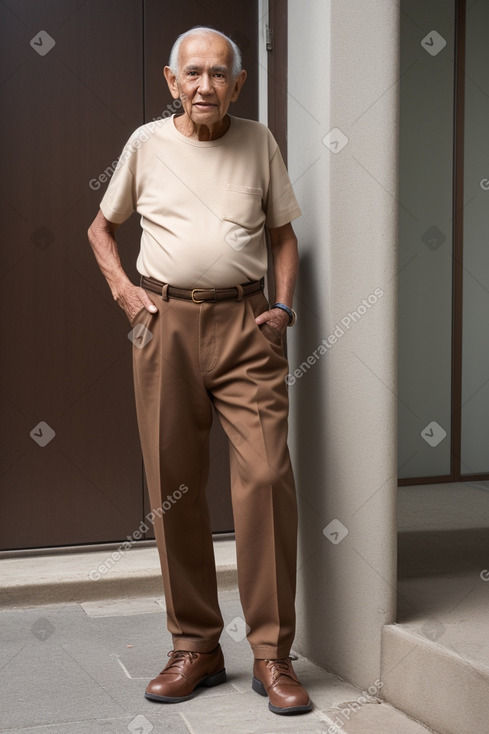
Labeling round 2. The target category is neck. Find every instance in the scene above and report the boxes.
[175,113,231,141]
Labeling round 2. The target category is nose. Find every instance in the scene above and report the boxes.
[198,73,212,94]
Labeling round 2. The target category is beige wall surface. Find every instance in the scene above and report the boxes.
[287,0,399,686]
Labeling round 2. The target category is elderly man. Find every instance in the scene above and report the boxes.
[88,26,311,716]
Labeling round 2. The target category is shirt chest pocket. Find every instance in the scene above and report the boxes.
[223,184,266,231]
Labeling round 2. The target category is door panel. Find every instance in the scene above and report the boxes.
[461,1,489,474]
[397,0,455,480]
[0,0,144,549]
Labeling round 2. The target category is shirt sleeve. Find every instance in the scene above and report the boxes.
[265,143,302,229]
[99,137,138,224]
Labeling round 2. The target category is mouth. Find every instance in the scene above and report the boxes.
[193,102,217,110]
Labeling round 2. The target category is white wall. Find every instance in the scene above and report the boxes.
[287,0,399,686]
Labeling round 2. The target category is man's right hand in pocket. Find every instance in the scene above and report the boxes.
[116,283,158,325]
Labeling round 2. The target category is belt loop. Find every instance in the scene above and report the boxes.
[161,283,169,301]
[235,284,244,302]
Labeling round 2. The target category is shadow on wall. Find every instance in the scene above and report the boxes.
[291,250,343,667]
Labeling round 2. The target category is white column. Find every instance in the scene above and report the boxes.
[287,0,400,686]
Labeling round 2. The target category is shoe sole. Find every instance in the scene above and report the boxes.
[145,668,227,703]
[252,676,313,715]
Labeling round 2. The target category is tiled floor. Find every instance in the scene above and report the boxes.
[0,589,436,733]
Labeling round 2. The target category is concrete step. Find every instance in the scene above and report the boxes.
[382,623,489,734]
[381,573,489,734]
[387,483,489,734]
[0,538,238,608]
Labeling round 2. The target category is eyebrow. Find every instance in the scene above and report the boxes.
[183,64,229,74]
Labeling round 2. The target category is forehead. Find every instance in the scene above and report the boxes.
[179,34,232,69]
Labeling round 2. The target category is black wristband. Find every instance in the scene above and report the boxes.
[273,302,297,326]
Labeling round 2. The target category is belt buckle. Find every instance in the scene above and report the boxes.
[191,288,215,303]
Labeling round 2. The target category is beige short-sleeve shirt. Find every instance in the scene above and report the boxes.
[100,115,301,288]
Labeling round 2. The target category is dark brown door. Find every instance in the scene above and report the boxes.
[0,0,145,551]
[0,0,259,550]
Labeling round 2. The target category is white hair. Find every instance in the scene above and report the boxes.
[168,27,242,79]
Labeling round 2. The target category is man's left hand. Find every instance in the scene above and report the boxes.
[255,307,289,335]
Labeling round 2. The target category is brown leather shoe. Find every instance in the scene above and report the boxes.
[252,657,312,715]
[145,645,226,702]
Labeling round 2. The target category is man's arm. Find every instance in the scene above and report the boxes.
[87,209,157,323]
[255,221,299,333]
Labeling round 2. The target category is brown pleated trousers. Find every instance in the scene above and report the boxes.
[132,287,298,659]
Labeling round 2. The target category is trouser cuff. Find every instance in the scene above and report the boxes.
[252,643,292,660]
[171,637,221,654]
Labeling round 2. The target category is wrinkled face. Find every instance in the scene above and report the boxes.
[166,34,246,127]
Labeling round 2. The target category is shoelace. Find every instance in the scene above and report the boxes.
[162,649,198,673]
[264,657,297,684]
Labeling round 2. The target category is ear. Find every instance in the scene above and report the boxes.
[230,69,247,103]
[164,66,180,100]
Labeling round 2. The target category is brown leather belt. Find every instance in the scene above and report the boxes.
[140,275,264,303]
